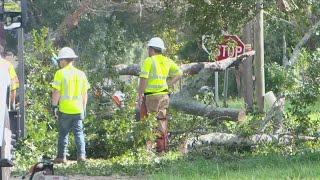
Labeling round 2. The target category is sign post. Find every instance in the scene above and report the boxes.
[202,35,245,107]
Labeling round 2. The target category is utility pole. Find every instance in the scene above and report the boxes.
[243,21,254,108]
[254,0,265,113]
[17,27,25,137]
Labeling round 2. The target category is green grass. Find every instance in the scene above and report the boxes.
[149,152,320,180]
[12,151,320,180]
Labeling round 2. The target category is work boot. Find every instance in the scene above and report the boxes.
[77,157,86,163]
[51,157,67,164]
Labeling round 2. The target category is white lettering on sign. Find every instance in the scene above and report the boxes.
[218,45,244,58]
[217,35,245,61]
[202,35,245,61]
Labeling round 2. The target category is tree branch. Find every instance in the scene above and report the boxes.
[288,19,320,66]
[184,132,317,152]
[53,0,131,47]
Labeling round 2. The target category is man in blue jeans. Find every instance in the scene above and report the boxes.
[51,47,90,163]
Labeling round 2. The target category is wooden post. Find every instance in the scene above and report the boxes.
[254,0,265,113]
[214,72,219,105]
[17,28,25,137]
[242,20,254,108]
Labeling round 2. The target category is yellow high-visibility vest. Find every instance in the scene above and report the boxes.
[140,55,182,95]
[4,2,21,12]
[52,65,90,114]
[0,58,19,90]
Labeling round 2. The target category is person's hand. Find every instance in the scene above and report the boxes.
[51,104,59,119]
[137,95,143,107]
[10,104,15,111]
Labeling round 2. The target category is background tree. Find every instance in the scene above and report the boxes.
[10,0,320,166]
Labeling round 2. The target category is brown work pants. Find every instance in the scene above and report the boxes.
[143,94,169,153]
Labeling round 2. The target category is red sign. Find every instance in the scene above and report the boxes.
[216,35,245,61]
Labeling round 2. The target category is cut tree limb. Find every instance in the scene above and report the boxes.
[114,51,256,76]
[170,98,246,122]
[185,132,317,151]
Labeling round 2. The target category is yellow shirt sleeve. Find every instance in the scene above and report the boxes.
[81,72,90,93]
[52,70,62,91]
[169,59,182,77]
[139,58,152,78]
[8,63,19,90]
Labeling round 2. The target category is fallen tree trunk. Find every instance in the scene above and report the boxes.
[170,98,246,122]
[115,51,255,76]
[185,132,317,151]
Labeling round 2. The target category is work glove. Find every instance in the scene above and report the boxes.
[51,104,59,119]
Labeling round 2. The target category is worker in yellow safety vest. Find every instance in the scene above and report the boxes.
[51,47,90,164]
[0,49,19,111]
[138,37,183,154]
[4,1,21,12]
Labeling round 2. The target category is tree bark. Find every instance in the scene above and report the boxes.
[282,34,289,66]
[170,98,246,122]
[254,0,265,113]
[276,0,291,12]
[184,132,317,152]
[242,21,254,108]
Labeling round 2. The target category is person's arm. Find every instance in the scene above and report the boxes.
[82,74,90,117]
[82,90,88,109]
[138,78,147,105]
[168,59,183,87]
[168,75,182,87]
[138,57,151,105]
[52,89,60,105]
[10,89,16,108]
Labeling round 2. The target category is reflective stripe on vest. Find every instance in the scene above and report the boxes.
[60,70,82,101]
[145,57,170,90]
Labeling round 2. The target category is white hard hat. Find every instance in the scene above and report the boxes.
[147,37,166,51]
[57,47,78,60]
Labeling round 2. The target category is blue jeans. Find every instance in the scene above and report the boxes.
[57,112,85,158]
